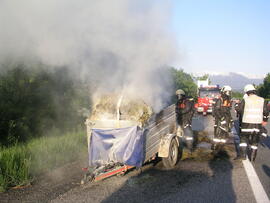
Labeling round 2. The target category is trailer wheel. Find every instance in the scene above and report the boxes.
[162,138,179,169]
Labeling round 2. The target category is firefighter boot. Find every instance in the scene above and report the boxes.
[239,143,247,160]
[250,146,258,162]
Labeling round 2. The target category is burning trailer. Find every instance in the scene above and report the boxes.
[82,94,183,183]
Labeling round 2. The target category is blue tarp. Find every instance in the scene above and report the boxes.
[89,126,144,167]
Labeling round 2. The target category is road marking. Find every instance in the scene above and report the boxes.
[242,160,270,203]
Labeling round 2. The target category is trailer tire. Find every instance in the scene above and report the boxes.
[162,138,179,169]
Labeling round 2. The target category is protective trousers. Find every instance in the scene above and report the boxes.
[239,132,260,161]
[214,115,230,143]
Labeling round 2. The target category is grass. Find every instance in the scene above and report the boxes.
[0,131,87,192]
[0,145,31,192]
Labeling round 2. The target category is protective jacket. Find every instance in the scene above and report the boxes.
[242,95,264,124]
[213,97,231,119]
[175,97,195,128]
[238,94,269,134]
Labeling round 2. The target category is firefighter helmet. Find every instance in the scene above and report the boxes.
[244,84,255,93]
[221,85,232,92]
[221,85,232,96]
[176,89,185,96]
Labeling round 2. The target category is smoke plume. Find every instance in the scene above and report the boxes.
[0,0,178,112]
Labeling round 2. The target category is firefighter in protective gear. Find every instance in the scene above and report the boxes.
[213,85,233,143]
[237,84,269,161]
[233,94,247,160]
[175,89,195,150]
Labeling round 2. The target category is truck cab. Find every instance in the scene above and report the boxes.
[195,78,220,115]
[197,86,221,115]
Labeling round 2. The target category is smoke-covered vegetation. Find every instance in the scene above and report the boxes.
[0,64,197,147]
[0,62,90,147]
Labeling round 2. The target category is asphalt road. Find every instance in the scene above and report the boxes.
[253,122,270,199]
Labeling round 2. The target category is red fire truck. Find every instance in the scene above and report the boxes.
[196,84,221,115]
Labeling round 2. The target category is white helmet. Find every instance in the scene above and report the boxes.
[244,84,255,93]
[221,85,232,92]
[176,89,185,96]
[221,85,232,96]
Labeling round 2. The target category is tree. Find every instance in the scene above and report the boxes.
[170,68,197,101]
[258,73,270,99]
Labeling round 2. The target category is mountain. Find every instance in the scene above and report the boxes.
[208,72,263,92]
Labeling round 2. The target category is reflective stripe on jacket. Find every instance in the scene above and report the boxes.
[242,95,264,124]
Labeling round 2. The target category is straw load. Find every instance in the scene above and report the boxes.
[90,93,153,126]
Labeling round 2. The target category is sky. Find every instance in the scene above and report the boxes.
[172,0,270,77]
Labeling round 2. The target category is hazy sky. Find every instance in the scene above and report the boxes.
[172,0,270,77]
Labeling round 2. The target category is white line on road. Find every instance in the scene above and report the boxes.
[242,160,270,203]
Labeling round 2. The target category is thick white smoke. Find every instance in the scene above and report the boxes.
[0,0,178,112]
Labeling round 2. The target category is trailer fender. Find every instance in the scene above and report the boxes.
[158,133,178,157]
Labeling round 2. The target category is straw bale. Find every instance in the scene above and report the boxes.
[90,94,153,125]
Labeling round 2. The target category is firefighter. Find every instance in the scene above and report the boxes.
[212,94,221,138]
[175,89,195,150]
[234,93,248,134]
[212,85,233,143]
[234,100,241,118]
[233,94,247,159]
[237,84,269,161]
